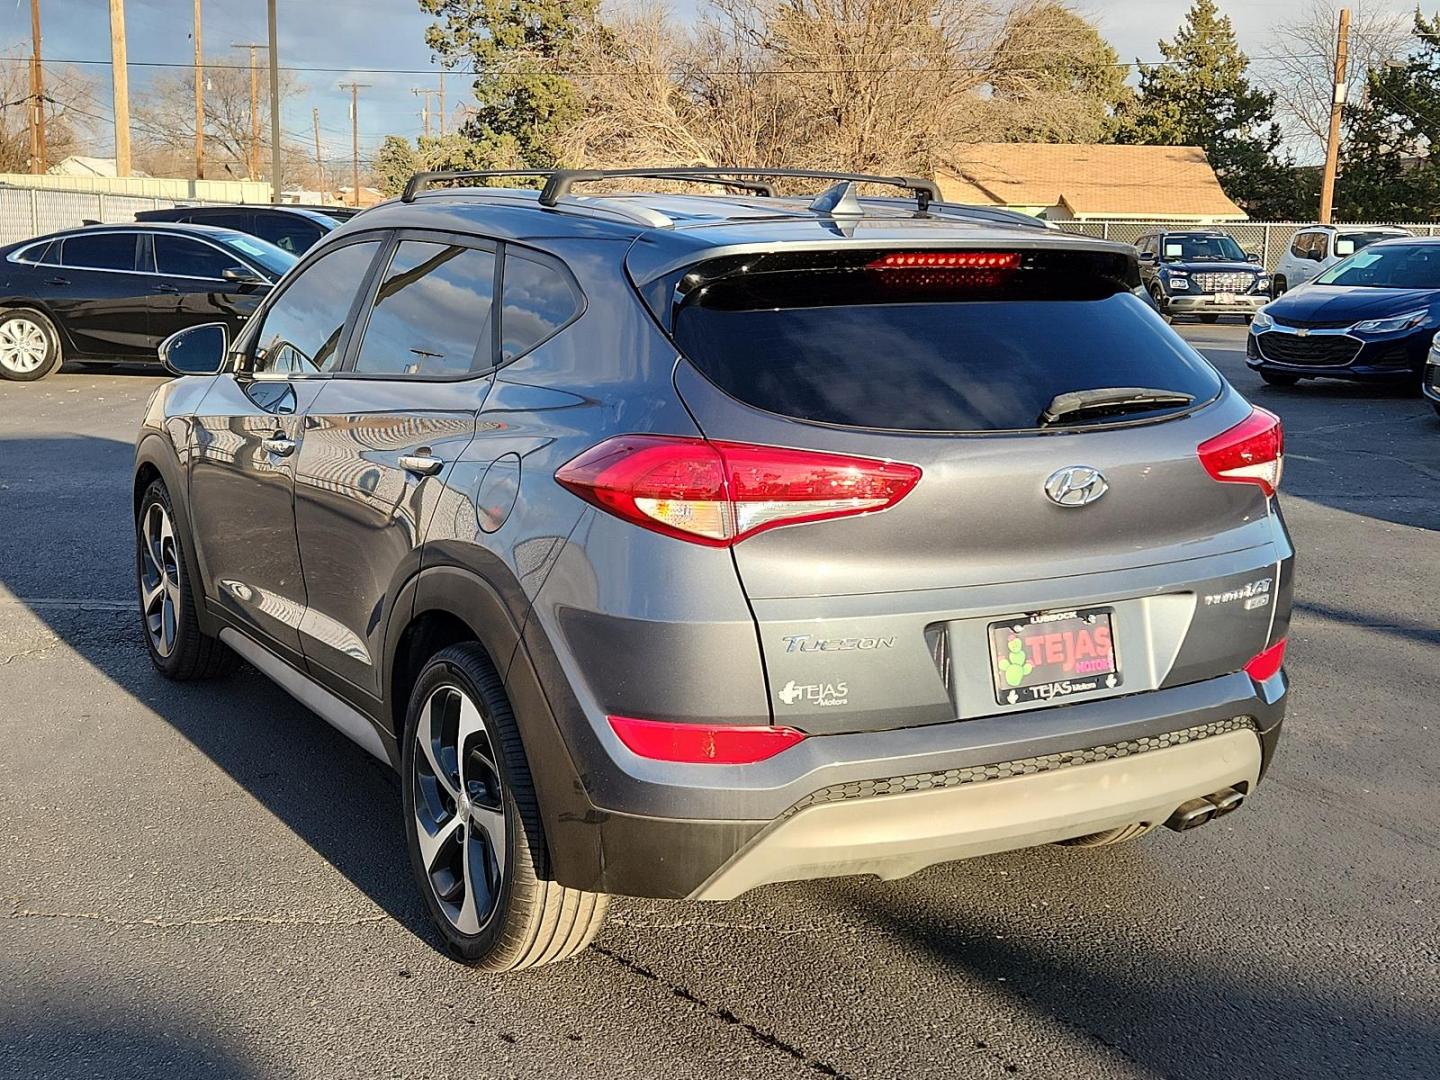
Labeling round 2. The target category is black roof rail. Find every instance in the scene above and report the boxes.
[538,168,939,212]
[401,168,776,203]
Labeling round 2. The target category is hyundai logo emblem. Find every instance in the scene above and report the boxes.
[1044,466,1109,508]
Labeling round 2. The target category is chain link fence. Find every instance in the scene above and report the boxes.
[1050,219,1440,270]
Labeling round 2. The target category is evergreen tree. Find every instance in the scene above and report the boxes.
[373,135,419,197]
[1336,11,1440,221]
[1115,0,1296,216]
[419,0,599,168]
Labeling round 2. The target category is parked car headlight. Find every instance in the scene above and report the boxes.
[1351,309,1430,333]
[1255,274,1271,290]
[1164,272,1189,291]
[1251,310,1274,331]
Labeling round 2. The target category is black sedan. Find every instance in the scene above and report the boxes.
[1248,236,1440,390]
[0,223,294,381]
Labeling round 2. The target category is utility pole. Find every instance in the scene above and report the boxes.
[1319,7,1351,225]
[438,72,445,136]
[29,0,46,174]
[312,107,324,197]
[193,0,204,179]
[266,0,281,203]
[109,0,131,176]
[411,88,439,139]
[233,41,267,179]
[339,82,369,207]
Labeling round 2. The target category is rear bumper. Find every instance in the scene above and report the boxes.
[692,721,1263,900]
[536,665,1287,899]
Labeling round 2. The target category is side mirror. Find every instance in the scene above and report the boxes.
[159,322,229,376]
[1246,252,1261,263]
[222,266,266,286]
[1138,250,1157,263]
[1334,239,1356,257]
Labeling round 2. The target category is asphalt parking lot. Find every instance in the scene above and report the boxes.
[1,322,1436,1080]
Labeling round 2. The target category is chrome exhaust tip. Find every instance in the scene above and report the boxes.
[1206,786,1245,818]
[1165,797,1217,832]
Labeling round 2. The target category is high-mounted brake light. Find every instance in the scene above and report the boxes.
[607,715,806,764]
[1197,407,1284,497]
[1244,638,1287,682]
[555,435,921,546]
[868,251,1021,270]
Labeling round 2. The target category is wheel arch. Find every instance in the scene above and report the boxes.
[383,562,601,890]
[0,298,81,356]
[134,433,219,638]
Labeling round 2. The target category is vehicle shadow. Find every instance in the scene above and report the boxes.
[833,879,1440,1080]
[0,432,443,952]
[0,988,263,1080]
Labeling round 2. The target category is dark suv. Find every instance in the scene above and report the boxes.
[136,204,342,254]
[1138,230,1270,322]
[134,168,1293,971]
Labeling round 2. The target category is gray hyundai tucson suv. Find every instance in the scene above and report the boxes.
[133,168,1293,971]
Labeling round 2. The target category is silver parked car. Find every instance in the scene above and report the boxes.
[133,167,1294,971]
[1271,224,1411,296]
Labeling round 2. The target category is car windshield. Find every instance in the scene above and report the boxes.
[1162,235,1247,262]
[215,232,297,279]
[1316,244,1440,289]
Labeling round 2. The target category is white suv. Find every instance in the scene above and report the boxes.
[1272,225,1411,297]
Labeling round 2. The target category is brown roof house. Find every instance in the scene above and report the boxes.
[936,144,1246,223]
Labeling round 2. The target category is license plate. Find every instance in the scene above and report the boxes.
[988,608,1121,706]
[1215,292,1236,304]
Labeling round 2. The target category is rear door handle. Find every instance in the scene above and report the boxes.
[262,435,296,457]
[45,277,69,287]
[399,452,444,477]
[152,283,180,293]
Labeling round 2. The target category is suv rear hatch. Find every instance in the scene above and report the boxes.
[631,242,1289,734]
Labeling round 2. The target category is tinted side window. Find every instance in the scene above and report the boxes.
[25,239,60,265]
[251,214,323,254]
[199,210,252,232]
[1290,233,1309,258]
[154,235,234,279]
[1314,233,1331,259]
[62,232,139,271]
[501,252,581,361]
[252,240,380,374]
[352,240,495,377]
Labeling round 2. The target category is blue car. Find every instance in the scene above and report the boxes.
[1248,236,1440,390]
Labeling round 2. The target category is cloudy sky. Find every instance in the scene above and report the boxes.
[2,0,1425,175]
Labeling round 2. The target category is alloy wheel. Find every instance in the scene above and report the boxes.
[412,684,507,935]
[0,317,49,374]
[139,502,181,657]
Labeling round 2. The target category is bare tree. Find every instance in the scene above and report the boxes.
[562,1,1136,179]
[0,54,102,172]
[1263,0,1411,162]
[131,59,310,182]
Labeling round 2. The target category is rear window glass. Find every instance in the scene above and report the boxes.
[671,249,1221,432]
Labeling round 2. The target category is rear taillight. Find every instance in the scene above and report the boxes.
[1244,638,1286,682]
[1197,407,1283,497]
[555,435,921,546]
[607,715,806,764]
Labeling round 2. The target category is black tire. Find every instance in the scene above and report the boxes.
[1431,401,1440,418]
[1057,823,1156,848]
[1260,370,1300,387]
[402,643,608,971]
[136,479,237,680]
[1198,314,1220,324]
[0,307,63,381]
[1271,278,1287,299]
[1150,287,1173,324]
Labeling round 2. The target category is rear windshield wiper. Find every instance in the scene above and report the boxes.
[1040,387,1195,426]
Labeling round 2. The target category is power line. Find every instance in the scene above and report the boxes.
[2,50,1339,78]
